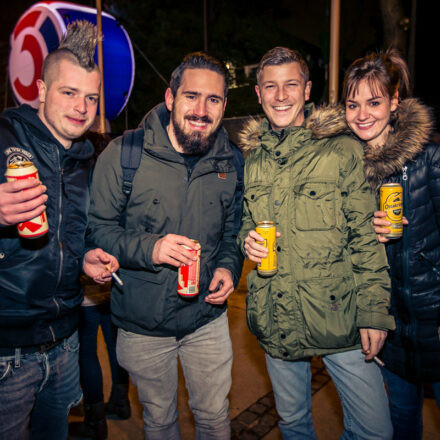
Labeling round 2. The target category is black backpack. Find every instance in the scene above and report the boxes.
[119,128,244,234]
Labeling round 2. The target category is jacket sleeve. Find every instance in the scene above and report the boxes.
[427,144,440,230]
[237,158,255,257]
[215,150,244,287]
[87,137,161,271]
[339,137,395,331]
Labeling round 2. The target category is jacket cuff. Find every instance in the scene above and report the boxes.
[357,311,396,331]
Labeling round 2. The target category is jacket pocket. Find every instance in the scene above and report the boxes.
[293,182,336,231]
[246,270,273,342]
[297,277,358,349]
[243,183,272,224]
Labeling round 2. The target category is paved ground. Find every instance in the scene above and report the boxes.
[69,260,440,439]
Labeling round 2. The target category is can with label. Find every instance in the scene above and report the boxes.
[256,221,277,276]
[380,183,403,239]
[178,240,201,297]
[5,161,49,239]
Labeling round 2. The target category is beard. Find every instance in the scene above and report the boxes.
[171,112,220,155]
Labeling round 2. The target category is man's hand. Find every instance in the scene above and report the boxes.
[83,248,119,284]
[372,210,408,243]
[152,234,200,267]
[205,268,234,305]
[0,180,47,226]
[244,229,281,262]
[359,328,387,361]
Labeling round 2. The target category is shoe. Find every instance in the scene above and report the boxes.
[105,384,131,420]
[69,401,108,440]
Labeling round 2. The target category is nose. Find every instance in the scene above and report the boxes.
[193,98,207,117]
[275,86,286,102]
[358,105,368,120]
[74,97,87,114]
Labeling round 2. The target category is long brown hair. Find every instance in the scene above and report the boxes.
[341,49,410,102]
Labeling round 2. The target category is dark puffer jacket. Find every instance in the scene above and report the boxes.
[0,105,94,348]
[330,99,440,382]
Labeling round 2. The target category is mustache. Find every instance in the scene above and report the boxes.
[185,114,213,124]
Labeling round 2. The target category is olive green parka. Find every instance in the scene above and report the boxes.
[238,104,395,360]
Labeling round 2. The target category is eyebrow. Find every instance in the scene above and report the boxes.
[182,90,224,101]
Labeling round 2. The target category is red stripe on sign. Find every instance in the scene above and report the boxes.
[14,10,41,39]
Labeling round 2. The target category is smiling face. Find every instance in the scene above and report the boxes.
[345,79,398,149]
[37,59,100,149]
[165,68,227,154]
[255,62,311,130]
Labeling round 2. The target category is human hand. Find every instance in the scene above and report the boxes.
[372,211,408,243]
[205,268,234,305]
[244,229,281,263]
[359,328,387,361]
[0,180,47,226]
[83,248,119,284]
[152,234,200,267]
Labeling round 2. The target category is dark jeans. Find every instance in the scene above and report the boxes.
[382,367,440,440]
[79,304,128,404]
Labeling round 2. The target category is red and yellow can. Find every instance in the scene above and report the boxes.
[5,161,49,239]
[256,221,277,276]
[178,240,201,297]
[380,183,403,239]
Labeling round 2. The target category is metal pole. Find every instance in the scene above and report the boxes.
[329,0,341,104]
[96,0,106,133]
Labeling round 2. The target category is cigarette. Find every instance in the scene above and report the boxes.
[373,356,385,367]
[105,264,123,286]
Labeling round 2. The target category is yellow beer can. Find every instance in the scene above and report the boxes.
[255,221,277,276]
[380,183,403,239]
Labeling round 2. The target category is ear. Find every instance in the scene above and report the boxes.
[165,88,174,112]
[37,79,47,104]
[255,85,262,104]
[305,81,312,101]
[223,97,227,113]
[390,91,399,112]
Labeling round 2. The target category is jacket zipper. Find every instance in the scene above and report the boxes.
[55,148,64,293]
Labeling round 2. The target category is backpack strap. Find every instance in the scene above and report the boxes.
[119,127,144,226]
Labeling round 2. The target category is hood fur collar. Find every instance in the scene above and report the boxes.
[362,98,433,191]
[238,104,348,153]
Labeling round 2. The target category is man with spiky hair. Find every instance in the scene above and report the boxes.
[0,21,118,439]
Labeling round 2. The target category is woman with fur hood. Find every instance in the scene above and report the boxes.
[341,49,440,440]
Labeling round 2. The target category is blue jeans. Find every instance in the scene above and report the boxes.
[117,312,232,440]
[266,349,393,440]
[79,304,128,404]
[382,367,440,440]
[0,331,81,440]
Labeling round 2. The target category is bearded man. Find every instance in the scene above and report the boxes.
[87,52,244,440]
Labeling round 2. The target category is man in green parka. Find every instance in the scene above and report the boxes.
[237,47,395,440]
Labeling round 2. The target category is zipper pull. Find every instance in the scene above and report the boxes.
[402,166,408,181]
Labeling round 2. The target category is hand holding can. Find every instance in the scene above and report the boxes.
[255,221,277,276]
[177,240,201,297]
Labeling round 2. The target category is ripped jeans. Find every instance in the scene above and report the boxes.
[0,331,82,440]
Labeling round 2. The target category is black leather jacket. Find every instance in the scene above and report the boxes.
[0,105,94,348]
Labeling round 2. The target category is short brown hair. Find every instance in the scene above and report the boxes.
[256,46,310,85]
[342,49,410,102]
[42,20,98,85]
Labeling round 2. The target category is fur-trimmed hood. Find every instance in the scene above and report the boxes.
[238,103,349,153]
[362,98,434,191]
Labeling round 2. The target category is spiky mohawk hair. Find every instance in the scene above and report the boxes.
[58,20,98,70]
[41,20,98,83]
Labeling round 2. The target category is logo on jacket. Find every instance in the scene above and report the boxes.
[218,172,226,180]
[5,147,34,165]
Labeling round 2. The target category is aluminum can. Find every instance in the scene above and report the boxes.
[380,183,403,239]
[178,240,201,297]
[5,161,49,239]
[256,221,277,276]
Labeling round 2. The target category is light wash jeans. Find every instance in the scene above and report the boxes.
[382,367,440,440]
[117,312,233,440]
[266,349,393,440]
[0,331,82,440]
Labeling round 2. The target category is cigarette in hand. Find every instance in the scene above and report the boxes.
[105,264,123,286]
[373,356,385,367]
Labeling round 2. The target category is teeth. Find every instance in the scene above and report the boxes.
[190,121,207,127]
[274,106,292,111]
[358,122,374,128]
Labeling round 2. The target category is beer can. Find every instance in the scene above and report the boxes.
[380,183,403,239]
[256,221,277,276]
[5,161,49,239]
[178,240,201,297]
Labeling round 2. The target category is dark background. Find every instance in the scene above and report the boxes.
[1,0,437,134]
